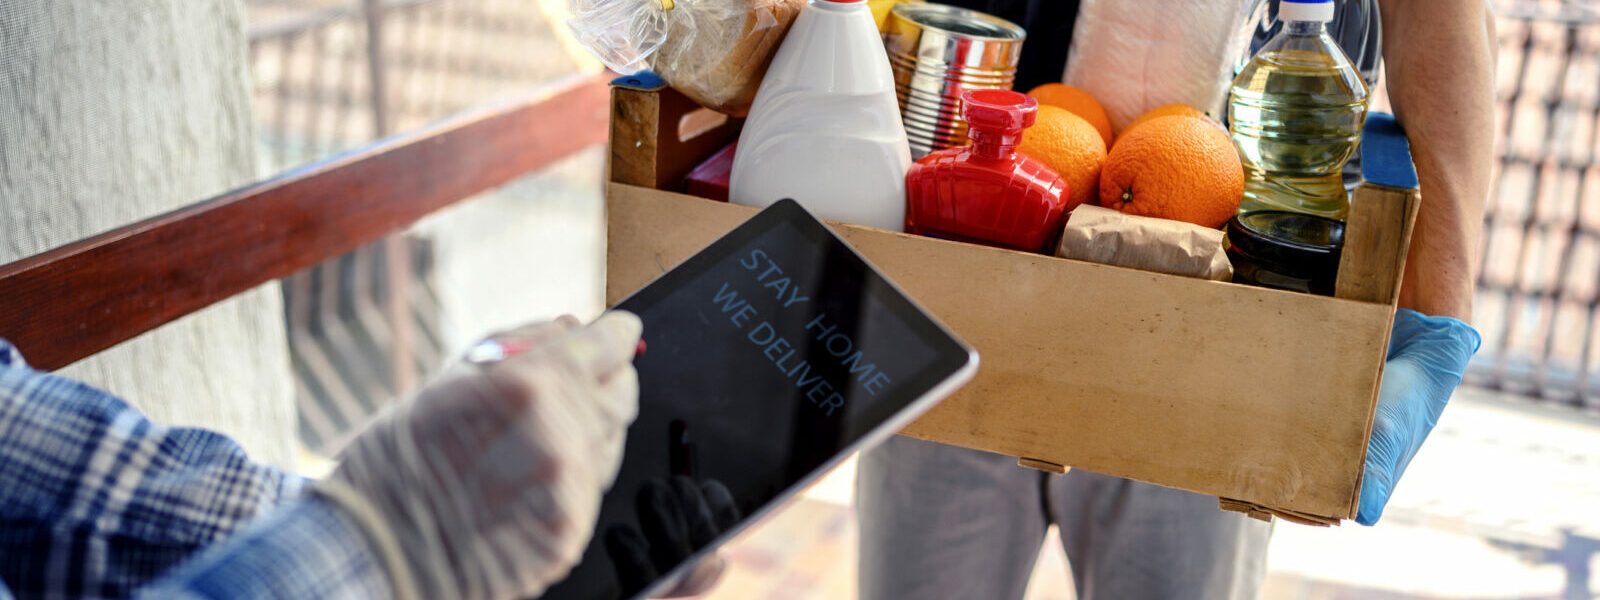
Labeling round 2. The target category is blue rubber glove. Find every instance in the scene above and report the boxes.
[1356,308,1481,525]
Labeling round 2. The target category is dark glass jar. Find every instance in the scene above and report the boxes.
[1225,211,1345,295]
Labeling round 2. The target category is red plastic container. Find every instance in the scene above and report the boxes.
[904,89,1069,253]
[685,142,737,202]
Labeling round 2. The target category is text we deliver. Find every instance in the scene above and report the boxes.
[710,248,896,417]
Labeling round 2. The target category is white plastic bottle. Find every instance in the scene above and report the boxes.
[729,0,911,231]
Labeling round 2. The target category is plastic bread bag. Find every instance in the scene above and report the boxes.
[1061,0,1258,131]
[566,0,671,74]
[567,0,803,116]
[1057,205,1232,281]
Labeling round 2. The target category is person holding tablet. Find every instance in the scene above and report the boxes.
[0,313,642,600]
[2,198,980,600]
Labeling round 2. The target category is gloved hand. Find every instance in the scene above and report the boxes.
[315,312,643,600]
[605,476,740,598]
[1357,308,1480,525]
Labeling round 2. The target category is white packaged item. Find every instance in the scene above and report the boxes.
[1062,0,1258,132]
[1057,205,1232,281]
[729,0,912,231]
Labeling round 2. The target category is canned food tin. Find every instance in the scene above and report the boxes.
[884,4,1026,158]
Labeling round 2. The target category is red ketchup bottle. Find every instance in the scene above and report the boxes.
[904,89,1069,253]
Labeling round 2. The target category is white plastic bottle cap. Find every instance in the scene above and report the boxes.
[1280,0,1335,23]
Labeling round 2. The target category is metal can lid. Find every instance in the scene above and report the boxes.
[890,3,1025,42]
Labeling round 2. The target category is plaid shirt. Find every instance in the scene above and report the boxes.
[0,340,393,599]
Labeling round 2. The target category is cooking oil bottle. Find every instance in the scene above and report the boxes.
[1228,0,1369,221]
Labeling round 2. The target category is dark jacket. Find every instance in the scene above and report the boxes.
[927,1,1381,92]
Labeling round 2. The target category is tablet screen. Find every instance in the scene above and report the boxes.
[540,200,975,599]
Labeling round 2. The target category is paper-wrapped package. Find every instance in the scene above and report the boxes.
[1057,205,1232,281]
[568,0,802,116]
[1061,0,1258,131]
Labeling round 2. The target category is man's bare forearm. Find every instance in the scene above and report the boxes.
[1378,0,1496,321]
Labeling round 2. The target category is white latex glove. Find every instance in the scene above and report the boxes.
[315,312,643,600]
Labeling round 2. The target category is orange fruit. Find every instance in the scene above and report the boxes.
[1017,105,1107,212]
[1027,83,1113,150]
[1122,103,1211,136]
[1099,115,1243,228]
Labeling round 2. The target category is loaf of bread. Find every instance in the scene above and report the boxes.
[651,0,803,116]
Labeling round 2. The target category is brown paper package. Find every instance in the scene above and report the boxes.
[1056,205,1233,281]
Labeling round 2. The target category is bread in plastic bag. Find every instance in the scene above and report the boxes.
[568,0,803,116]
[567,0,669,74]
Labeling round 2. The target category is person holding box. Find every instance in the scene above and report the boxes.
[858,1,1492,598]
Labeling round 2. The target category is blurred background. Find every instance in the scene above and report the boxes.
[5,0,1600,597]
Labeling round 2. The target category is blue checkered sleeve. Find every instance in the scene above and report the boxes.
[0,340,391,598]
[138,495,395,599]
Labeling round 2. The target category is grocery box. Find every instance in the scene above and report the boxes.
[604,74,1419,525]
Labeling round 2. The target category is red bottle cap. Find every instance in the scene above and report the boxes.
[961,89,1037,133]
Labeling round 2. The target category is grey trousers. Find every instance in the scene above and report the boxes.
[857,436,1272,600]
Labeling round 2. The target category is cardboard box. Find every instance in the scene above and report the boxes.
[604,75,1420,525]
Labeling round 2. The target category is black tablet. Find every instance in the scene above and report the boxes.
[539,199,978,600]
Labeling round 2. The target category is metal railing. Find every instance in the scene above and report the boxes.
[248,0,579,171]
[245,0,588,451]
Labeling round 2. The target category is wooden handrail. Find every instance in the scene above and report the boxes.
[0,72,612,371]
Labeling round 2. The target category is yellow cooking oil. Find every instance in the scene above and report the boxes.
[1229,18,1369,221]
